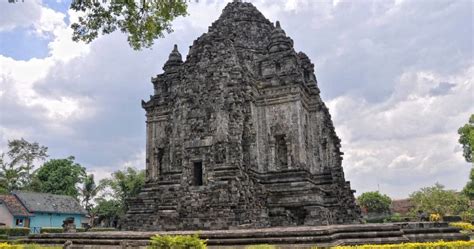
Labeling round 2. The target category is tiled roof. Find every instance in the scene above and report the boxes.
[14,192,86,215]
[0,195,32,217]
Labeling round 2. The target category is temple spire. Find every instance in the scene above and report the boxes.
[268,20,293,53]
[163,44,183,71]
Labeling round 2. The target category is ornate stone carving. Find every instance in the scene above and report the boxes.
[124,1,360,231]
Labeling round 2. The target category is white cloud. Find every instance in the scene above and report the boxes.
[329,66,474,198]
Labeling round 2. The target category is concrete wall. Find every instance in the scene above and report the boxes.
[0,203,13,227]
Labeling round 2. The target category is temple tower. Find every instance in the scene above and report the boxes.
[124,1,360,230]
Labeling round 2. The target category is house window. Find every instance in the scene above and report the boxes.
[15,218,23,226]
[192,161,203,186]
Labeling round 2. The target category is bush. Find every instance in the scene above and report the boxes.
[327,240,474,249]
[88,227,117,232]
[39,228,62,234]
[0,243,61,249]
[449,222,474,232]
[246,245,276,249]
[0,234,8,240]
[0,228,30,237]
[460,208,474,222]
[148,234,206,249]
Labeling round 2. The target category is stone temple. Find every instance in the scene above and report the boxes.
[123,1,360,231]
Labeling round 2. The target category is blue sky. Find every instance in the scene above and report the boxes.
[0,0,472,198]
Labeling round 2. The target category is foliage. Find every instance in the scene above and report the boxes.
[449,222,474,233]
[30,157,86,199]
[148,234,206,249]
[246,245,276,249]
[357,191,392,214]
[0,228,30,236]
[39,227,63,234]
[0,139,48,193]
[429,213,441,222]
[70,0,188,50]
[100,167,145,213]
[409,183,470,216]
[0,243,61,249]
[460,208,474,222]
[79,174,104,216]
[325,240,474,249]
[463,168,474,199]
[88,227,117,232]
[458,114,474,163]
[91,198,122,227]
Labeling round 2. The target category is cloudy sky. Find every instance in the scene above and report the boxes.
[0,0,472,199]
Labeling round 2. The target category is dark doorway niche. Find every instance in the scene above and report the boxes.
[156,148,164,174]
[275,134,288,169]
[275,62,281,73]
[193,161,203,186]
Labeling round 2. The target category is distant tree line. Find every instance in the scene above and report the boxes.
[0,138,144,228]
[358,114,474,223]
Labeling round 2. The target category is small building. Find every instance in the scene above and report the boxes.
[390,198,414,215]
[0,192,86,233]
[0,194,33,228]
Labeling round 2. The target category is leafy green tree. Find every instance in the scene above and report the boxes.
[91,198,122,227]
[463,168,474,200]
[99,166,145,219]
[410,183,469,216]
[70,0,188,50]
[0,138,48,193]
[101,167,145,204]
[31,156,86,199]
[80,174,104,216]
[458,114,474,163]
[357,191,392,214]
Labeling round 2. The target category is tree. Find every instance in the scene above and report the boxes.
[409,183,469,216]
[463,168,474,199]
[80,174,104,216]
[357,191,392,214]
[92,198,122,227]
[458,114,474,163]
[100,167,145,216]
[70,0,188,50]
[31,156,86,199]
[0,138,48,193]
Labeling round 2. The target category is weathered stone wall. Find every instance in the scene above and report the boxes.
[123,1,360,231]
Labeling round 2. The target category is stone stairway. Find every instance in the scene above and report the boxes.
[24,222,468,248]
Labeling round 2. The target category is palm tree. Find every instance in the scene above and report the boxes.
[79,174,104,224]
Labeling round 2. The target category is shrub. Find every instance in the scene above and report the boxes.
[0,243,61,249]
[39,228,62,234]
[460,208,474,222]
[357,191,392,214]
[148,234,206,249]
[246,245,276,249]
[89,227,117,232]
[325,240,474,249]
[0,228,29,237]
[449,222,474,232]
[0,235,8,240]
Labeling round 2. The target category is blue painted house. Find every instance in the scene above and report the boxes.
[0,194,32,228]
[0,192,86,233]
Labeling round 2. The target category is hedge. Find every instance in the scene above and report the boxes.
[0,243,61,249]
[39,228,62,234]
[449,222,474,232]
[328,240,474,249]
[88,227,116,232]
[0,228,29,237]
[148,234,206,249]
